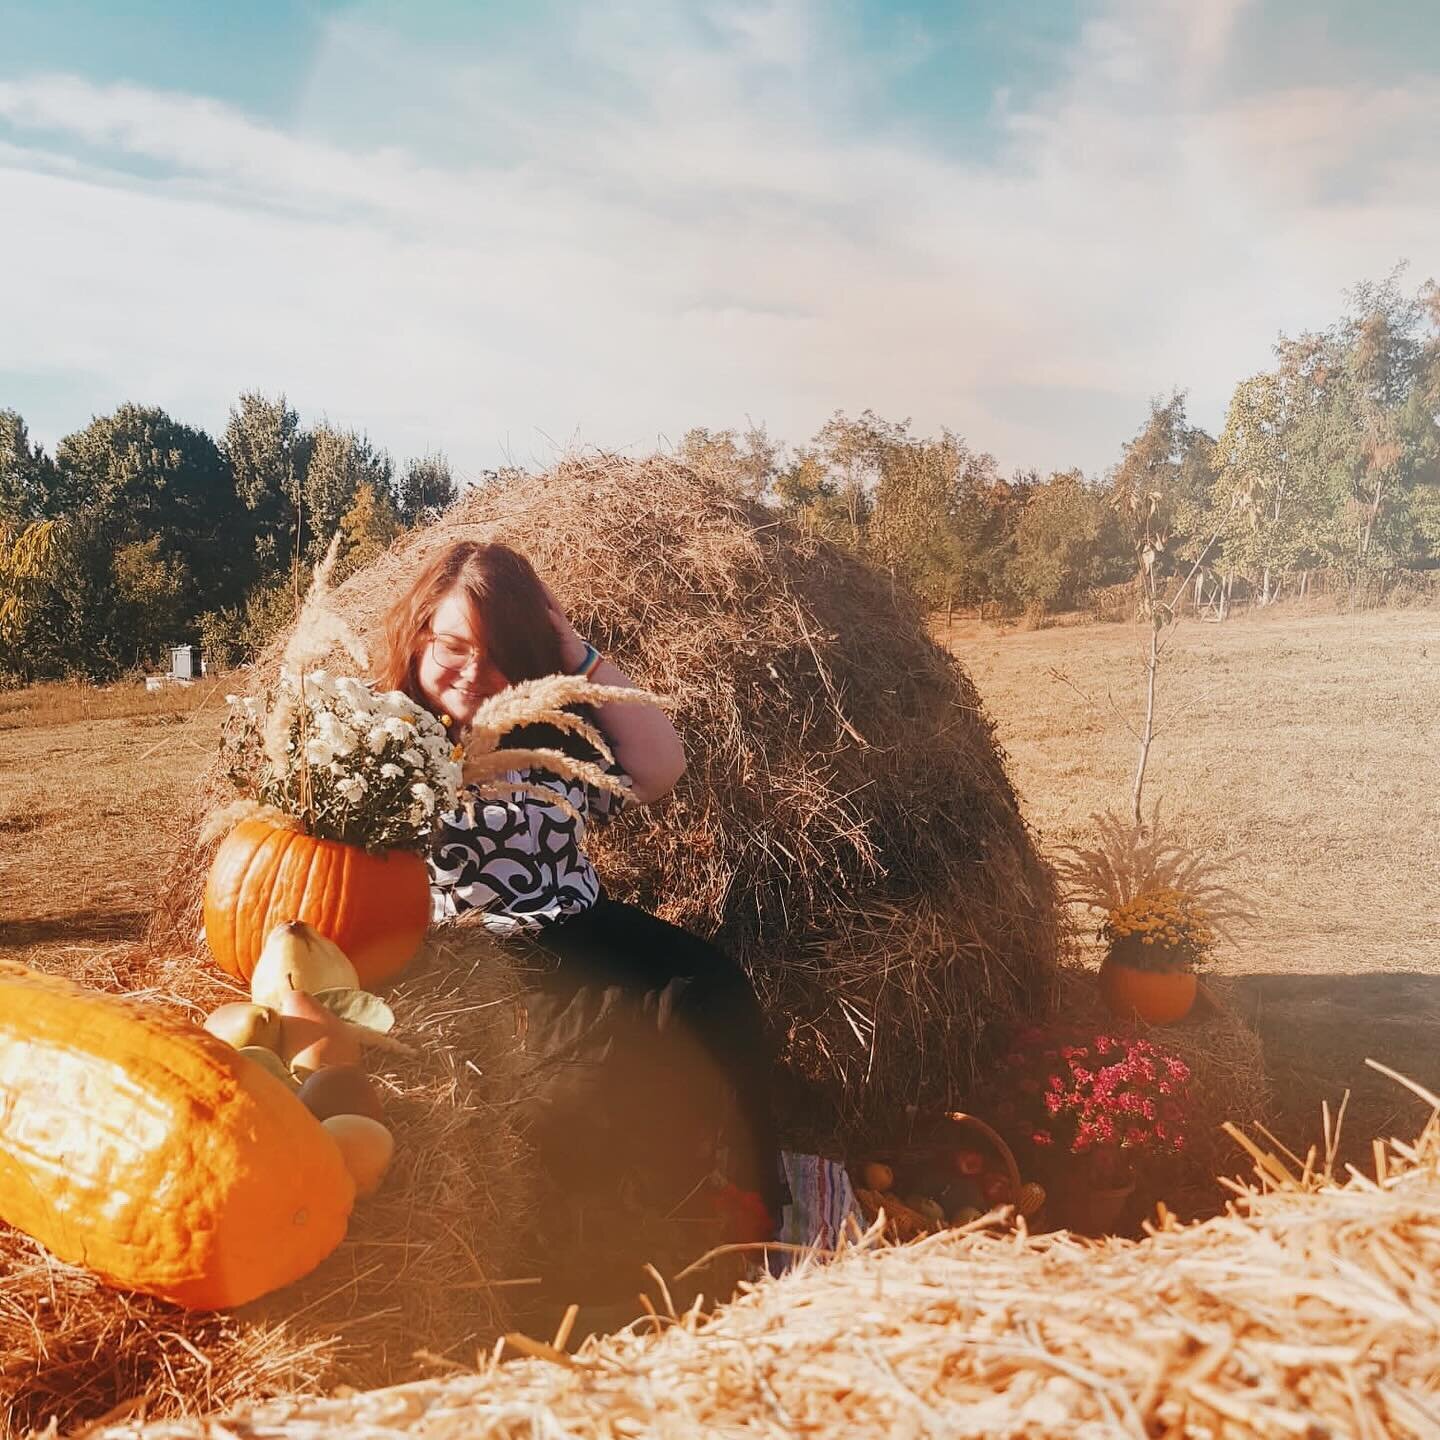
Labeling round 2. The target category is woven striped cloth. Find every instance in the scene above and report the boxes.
[767,1151,863,1276]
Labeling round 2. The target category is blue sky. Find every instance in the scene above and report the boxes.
[1,0,1437,481]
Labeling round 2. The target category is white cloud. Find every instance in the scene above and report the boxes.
[0,0,1436,479]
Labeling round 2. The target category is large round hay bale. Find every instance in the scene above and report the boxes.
[150,455,1060,1133]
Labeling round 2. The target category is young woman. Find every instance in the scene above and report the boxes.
[376,541,785,1234]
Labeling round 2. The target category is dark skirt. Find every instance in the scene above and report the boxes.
[512,896,786,1219]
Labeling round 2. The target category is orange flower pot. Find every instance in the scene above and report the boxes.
[1098,956,1197,1025]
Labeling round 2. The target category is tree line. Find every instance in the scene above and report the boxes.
[0,395,456,682]
[2,271,1438,684]
[686,270,1440,620]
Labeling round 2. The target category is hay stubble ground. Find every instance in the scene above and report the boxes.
[950,605,1440,1155]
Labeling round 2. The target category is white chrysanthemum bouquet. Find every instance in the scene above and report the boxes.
[221,672,461,852]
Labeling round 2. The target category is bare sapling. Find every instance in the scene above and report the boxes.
[1128,518,1231,824]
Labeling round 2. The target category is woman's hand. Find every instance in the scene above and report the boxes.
[539,577,686,804]
[539,579,591,673]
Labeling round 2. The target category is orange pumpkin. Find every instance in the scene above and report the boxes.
[1099,956,1197,1025]
[204,819,430,988]
[0,960,354,1310]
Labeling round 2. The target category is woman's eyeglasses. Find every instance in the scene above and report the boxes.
[427,633,484,669]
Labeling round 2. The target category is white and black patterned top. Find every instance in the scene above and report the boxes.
[427,767,630,934]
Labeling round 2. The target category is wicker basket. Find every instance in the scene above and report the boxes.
[850,1109,1032,1238]
[941,1110,1022,1194]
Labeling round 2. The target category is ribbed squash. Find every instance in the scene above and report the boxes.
[203,818,430,988]
[0,961,354,1310]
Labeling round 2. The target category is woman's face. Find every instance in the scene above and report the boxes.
[415,588,510,728]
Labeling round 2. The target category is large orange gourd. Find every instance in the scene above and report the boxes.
[0,960,354,1310]
[204,818,431,987]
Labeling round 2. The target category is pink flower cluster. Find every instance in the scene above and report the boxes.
[996,1027,1192,1159]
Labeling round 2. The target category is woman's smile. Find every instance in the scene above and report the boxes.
[416,590,510,724]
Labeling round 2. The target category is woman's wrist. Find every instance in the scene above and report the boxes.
[557,629,590,672]
[569,641,604,680]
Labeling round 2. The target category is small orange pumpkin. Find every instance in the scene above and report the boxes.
[0,960,354,1310]
[204,819,430,988]
[1099,957,1197,1025]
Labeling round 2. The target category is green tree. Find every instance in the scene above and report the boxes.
[0,411,62,522]
[199,576,297,669]
[301,425,393,560]
[111,536,190,662]
[868,431,1018,614]
[395,452,457,527]
[336,480,401,578]
[812,410,906,547]
[55,404,245,667]
[772,448,853,539]
[1210,271,1440,594]
[224,392,308,575]
[1012,470,1127,611]
[1110,395,1210,562]
[680,424,779,501]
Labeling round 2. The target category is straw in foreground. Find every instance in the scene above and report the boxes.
[100,1073,1440,1439]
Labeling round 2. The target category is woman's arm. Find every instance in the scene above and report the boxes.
[543,586,686,805]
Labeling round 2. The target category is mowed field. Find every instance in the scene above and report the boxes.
[0,679,228,977]
[950,605,1440,1155]
[1,607,1437,1167]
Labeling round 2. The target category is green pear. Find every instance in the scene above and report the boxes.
[250,921,359,1010]
[203,1001,282,1052]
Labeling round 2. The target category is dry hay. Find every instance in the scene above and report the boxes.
[148,455,1060,1133]
[97,1077,1440,1440]
[2,924,534,1440]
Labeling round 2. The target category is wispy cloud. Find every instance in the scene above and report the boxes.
[0,0,1436,478]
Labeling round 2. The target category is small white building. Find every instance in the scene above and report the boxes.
[169,644,205,681]
[146,644,206,690]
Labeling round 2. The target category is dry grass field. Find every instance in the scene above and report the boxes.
[1,606,1436,1179]
[949,604,1440,1158]
[0,679,228,971]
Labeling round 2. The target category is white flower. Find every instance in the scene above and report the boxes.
[410,782,437,814]
[377,690,415,718]
[306,736,336,767]
[367,726,390,755]
[437,759,462,798]
[337,681,376,719]
[337,775,367,803]
[315,714,356,757]
[401,749,423,766]
[380,762,404,779]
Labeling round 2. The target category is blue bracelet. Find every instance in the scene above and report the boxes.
[570,641,601,677]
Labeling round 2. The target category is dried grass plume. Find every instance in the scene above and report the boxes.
[1054,807,1257,943]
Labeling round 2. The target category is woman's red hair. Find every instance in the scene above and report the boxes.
[375,541,564,715]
